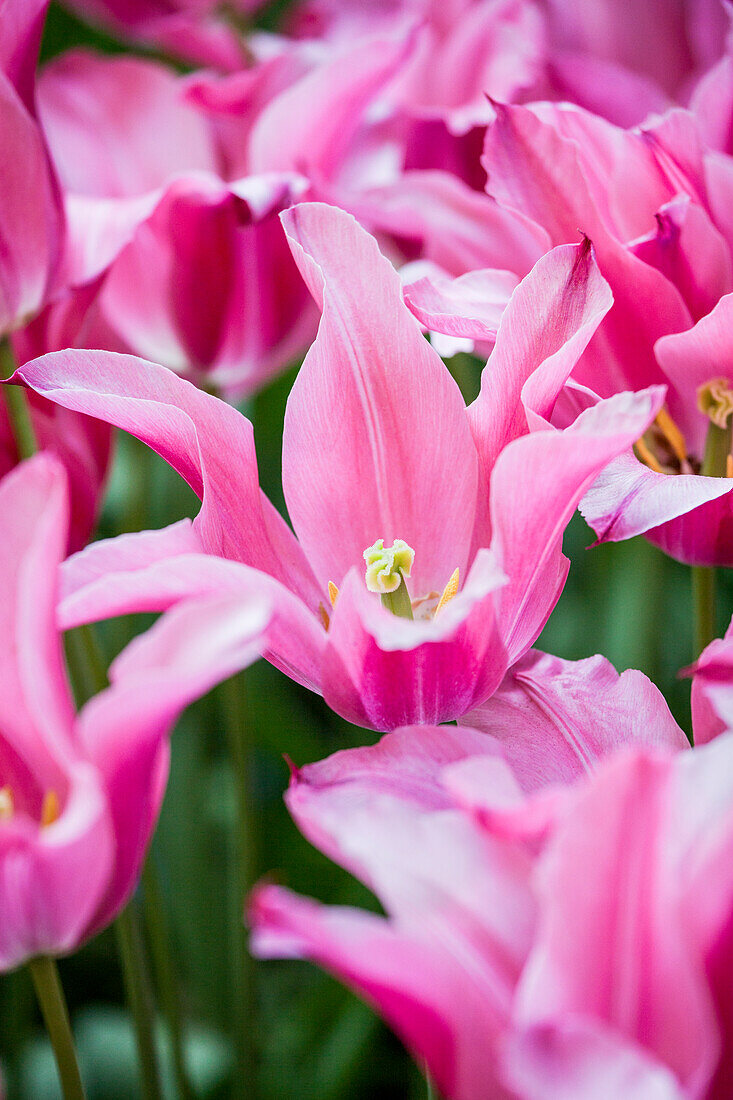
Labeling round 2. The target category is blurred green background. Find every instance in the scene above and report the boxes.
[3,5,730,1098]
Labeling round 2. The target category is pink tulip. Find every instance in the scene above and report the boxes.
[0,454,272,969]
[466,98,733,566]
[0,0,64,338]
[249,658,733,1099]
[12,203,661,728]
[22,50,316,399]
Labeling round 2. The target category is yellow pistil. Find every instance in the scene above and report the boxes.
[41,790,60,828]
[363,539,415,594]
[434,568,460,616]
[0,787,13,820]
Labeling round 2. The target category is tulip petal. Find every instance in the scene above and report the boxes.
[403,267,518,344]
[462,650,688,789]
[491,387,666,661]
[281,202,479,596]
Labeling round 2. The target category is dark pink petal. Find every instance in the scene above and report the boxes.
[691,54,733,154]
[0,0,48,110]
[282,202,479,596]
[14,349,322,607]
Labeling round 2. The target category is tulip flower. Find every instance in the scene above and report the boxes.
[0,453,272,969]
[249,658,733,1099]
[12,203,662,729]
[0,0,64,339]
[434,98,733,568]
[21,50,316,400]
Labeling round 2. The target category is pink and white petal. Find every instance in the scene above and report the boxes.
[505,1018,688,1100]
[580,452,733,567]
[37,51,218,198]
[321,551,506,729]
[249,885,517,1100]
[461,650,688,792]
[443,755,566,844]
[0,457,76,774]
[403,267,518,344]
[13,349,322,606]
[491,387,665,663]
[281,203,479,597]
[549,51,672,129]
[0,762,114,968]
[516,752,718,1092]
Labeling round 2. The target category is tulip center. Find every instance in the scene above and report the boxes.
[633,408,694,475]
[0,786,61,828]
[697,378,733,478]
[363,538,415,618]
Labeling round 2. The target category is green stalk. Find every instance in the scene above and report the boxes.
[28,956,86,1100]
[380,571,413,619]
[64,624,164,1100]
[222,671,258,1098]
[142,860,195,1100]
[1,337,37,458]
[115,906,164,1100]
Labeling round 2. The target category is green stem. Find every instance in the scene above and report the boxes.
[142,859,195,1100]
[380,571,413,619]
[222,671,258,1098]
[692,566,717,664]
[1,337,37,458]
[115,906,164,1100]
[28,956,86,1100]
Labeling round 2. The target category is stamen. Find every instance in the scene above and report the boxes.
[41,790,60,828]
[0,787,13,820]
[317,603,330,631]
[328,581,339,608]
[655,408,687,465]
[363,539,415,594]
[698,377,733,430]
[728,455,733,479]
[435,568,460,617]
[633,436,664,474]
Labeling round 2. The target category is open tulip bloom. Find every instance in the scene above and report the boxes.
[250,652,733,1100]
[0,453,273,970]
[11,202,663,730]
